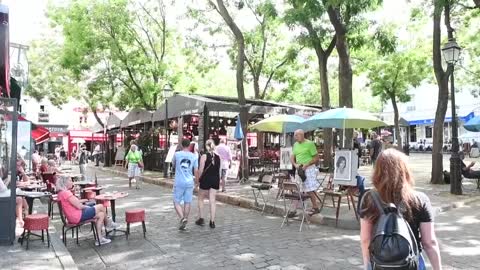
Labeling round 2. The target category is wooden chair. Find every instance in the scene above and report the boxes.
[280,182,310,232]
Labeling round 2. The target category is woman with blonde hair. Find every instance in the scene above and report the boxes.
[195,139,221,228]
[56,175,117,245]
[359,148,442,270]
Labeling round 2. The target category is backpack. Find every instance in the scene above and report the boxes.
[367,190,419,270]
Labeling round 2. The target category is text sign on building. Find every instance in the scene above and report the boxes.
[38,112,49,123]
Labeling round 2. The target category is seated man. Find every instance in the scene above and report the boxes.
[461,154,480,179]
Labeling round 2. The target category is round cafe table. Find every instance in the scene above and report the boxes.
[95,192,129,237]
[95,192,129,223]
[16,190,52,215]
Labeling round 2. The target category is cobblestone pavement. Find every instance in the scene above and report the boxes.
[101,153,480,228]
[55,168,479,270]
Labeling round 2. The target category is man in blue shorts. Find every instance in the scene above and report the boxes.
[172,139,199,230]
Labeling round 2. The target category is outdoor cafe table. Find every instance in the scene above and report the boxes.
[74,181,96,199]
[95,192,129,222]
[82,186,104,196]
[95,192,129,237]
[17,190,52,215]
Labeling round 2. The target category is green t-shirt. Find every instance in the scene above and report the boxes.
[126,150,142,163]
[293,139,318,165]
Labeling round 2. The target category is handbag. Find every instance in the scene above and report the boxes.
[297,165,307,182]
[138,160,144,169]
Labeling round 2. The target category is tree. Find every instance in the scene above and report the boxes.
[207,0,249,180]
[284,0,336,168]
[431,0,479,185]
[368,50,429,148]
[48,0,214,112]
[325,0,382,148]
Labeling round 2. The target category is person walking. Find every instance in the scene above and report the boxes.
[370,132,382,165]
[78,146,87,181]
[215,139,232,192]
[290,129,320,216]
[196,139,221,229]
[172,139,199,231]
[359,149,442,270]
[93,144,101,167]
[125,144,143,189]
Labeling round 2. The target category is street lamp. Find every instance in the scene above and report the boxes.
[442,38,462,195]
[163,83,173,177]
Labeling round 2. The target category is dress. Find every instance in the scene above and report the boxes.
[199,153,221,190]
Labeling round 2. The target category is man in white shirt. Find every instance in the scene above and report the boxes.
[215,139,232,192]
[93,144,101,167]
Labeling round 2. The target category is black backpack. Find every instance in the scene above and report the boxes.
[367,190,419,270]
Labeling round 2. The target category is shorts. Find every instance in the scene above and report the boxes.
[295,166,319,192]
[128,163,141,178]
[80,206,96,222]
[221,169,227,178]
[173,186,194,204]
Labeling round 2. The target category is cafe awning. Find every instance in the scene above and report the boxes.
[152,94,322,122]
[31,125,50,145]
[120,109,153,128]
[106,114,122,130]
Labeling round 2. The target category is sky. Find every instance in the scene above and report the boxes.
[3,0,413,46]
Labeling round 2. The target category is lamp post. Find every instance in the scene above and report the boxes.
[442,38,462,195]
[163,84,173,177]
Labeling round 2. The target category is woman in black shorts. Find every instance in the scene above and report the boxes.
[195,139,221,228]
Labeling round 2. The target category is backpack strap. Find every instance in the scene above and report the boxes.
[369,190,386,215]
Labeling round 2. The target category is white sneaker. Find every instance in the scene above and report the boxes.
[131,179,136,183]
[95,237,111,246]
[106,221,119,231]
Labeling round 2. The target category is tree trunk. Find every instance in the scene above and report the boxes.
[214,0,249,180]
[253,77,260,100]
[327,7,353,149]
[336,33,353,149]
[93,110,105,128]
[431,0,451,184]
[391,95,402,149]
[318,54,333,169]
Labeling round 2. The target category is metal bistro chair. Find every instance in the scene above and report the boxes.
[280,182,310,232]
[251,174,274,214]
[57,201,100,246]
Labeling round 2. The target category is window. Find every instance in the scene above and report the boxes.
[409,126,416,142]
[425,126,433,138]
[40,105,45,112]
[406,106,416,112]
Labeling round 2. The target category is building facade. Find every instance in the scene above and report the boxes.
[380,84,480,146]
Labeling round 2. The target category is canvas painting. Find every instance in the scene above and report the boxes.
[333,150,357,186]
[280,147,293,170]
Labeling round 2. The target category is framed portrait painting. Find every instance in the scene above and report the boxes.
[333,150,358,186]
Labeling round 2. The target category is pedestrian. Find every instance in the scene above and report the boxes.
[125,144,143,189]
[93,144,101,167]
[289,129,320,217]
[359,148,442,270]
[78,145,87,181]
[60,146,66,165]
[31,150,41,175]
[172,139,199,231]
[215,138,232,192]
[195,139,221,229]
[370,132,382,165]
[353,131,362,168]
[55,145,61,165]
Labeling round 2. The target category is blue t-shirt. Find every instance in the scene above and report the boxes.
[173,150,198,188]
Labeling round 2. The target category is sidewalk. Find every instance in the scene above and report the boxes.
[0,202,78,270]
[95,153,480,230]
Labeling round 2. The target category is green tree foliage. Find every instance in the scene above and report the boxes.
[367,48,429,147]
[26,38,81,107]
